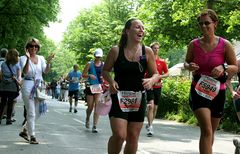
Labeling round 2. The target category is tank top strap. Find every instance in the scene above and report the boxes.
[142,45,146,55]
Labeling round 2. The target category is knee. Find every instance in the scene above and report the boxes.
[200,126,213,137]
[112,132,126,144]
[148,104,154,111]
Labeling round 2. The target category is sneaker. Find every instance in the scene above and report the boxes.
[69,107,72,112]
[92,126,98,133]
[19,131,29,141]
[233,139,240,154]
[74,109,78,113]
[11,118,16,122]
[2,115,6,119]
[6,119,12,125]
[147,125,154,137]
[30,136,39,144]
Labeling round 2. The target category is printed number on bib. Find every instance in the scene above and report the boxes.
[195,75,220,100]
[90,84,103,94]
[72,77,79,83]
[117,91,142,112]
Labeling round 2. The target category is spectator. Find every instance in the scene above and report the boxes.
[19,37,54,144]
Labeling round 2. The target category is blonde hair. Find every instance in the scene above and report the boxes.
[25,37,41,52]
[150,42,160,49]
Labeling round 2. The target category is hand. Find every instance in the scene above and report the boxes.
[233,91,240,100]
[89,74,97,80]
[211,65,224,78]
[25,50,30,59]
[188,62,199,72]
[109,80,119,94]
[142,78,154,90]
[47,53,55,63]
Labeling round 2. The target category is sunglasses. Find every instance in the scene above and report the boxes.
[28,44,39,48]
[198,21,214,26]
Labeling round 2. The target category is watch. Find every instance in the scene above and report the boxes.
[222,63,228,72]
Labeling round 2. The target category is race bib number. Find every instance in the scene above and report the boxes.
[90,84,103,94]
[117,91,142,112]
[195,75,220,100]
[72,77,79,83]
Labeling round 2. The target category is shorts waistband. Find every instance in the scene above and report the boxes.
[24,77,34,80]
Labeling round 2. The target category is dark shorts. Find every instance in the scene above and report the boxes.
[109,93,146,122]
[146,88,162,105]
[189,84,226,118]
[85,87,94,96]
[68,90,79,100]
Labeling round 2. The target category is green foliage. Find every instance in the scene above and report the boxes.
[159,77,191,120]
[62,0,143,67]
[159,77,239,133]
[0,0,60,49]
[220,88,240,133]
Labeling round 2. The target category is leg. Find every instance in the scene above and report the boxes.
[124,121,143,154]
[68,91,73,112]
[6,98,14,124]
[194,108,213,154]
[211,117,221,145]
[74,90,79,113]
[92,93,101,132]
[108,117,128,154]
[93,93,101,126]
[85,95,94,128]
[0,96,7,123]
[146,100,154,126]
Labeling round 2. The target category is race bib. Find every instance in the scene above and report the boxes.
[90,84,103,94]
[195,75,220,100]
[117,91,142,112]
[72,77,79,83]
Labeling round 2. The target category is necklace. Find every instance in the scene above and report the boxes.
[125,48,141,62]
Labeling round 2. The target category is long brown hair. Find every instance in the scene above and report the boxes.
[119,18,138,49]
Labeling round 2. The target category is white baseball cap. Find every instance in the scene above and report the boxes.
[94,48,103,57]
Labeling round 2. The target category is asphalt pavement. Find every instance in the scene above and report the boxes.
[0,96,238,154]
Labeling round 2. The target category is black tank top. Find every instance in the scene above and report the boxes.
[114,45,147,91]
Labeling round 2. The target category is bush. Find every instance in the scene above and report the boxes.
[157,76,239,133]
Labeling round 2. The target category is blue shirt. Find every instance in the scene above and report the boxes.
[1,62,20,81]
[68,70,82,91]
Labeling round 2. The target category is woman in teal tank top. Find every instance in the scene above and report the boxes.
[82,48,104,133]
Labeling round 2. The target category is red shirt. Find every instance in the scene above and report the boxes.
[145,57,168,88]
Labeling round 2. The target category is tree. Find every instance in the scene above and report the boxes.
[0,0,60,49]
[137,0,240,49]
[62,0,142,66]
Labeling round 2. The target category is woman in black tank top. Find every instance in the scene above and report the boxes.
[102,18,160,154]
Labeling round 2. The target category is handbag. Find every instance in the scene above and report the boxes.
[0,64,20,93]
[6,64,20,92]
[36,86,46,101]
[95,90,112,116]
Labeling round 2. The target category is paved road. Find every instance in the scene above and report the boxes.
[0,96,238,154]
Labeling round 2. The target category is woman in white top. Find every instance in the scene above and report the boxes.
[19,37,54,144]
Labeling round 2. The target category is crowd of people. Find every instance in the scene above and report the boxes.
[0,8,240,154]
